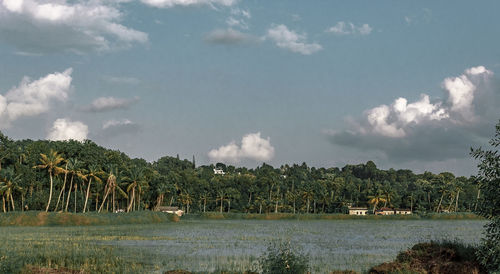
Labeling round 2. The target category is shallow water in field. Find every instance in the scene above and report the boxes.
[104,219,485,273]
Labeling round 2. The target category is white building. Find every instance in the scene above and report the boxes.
[213,168,225,175]
[348,207,369,215]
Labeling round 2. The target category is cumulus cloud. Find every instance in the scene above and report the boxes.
[204,28,255,44]
[83,96,139,112]
[208,132,275,163]
[0,68,72,128]
[140,0,236,8]
[326,21,373,35]
[327,66,497,162]
[225,8,250,29]
[266,24,322,55]
[47,118,88,141]
[0,0,148,54]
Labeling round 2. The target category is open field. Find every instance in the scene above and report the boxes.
[0,217,486,273]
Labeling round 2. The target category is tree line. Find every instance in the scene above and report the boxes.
[0,131,482,215]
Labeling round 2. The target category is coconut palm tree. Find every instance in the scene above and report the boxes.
[123,166,145,212]
[368,194,387,214]
[65,158,84,212]
[34,150,65,212]
[54,162,69,212]
[0,167,22,211]
[99,165,127,213]
[82,164,103,213]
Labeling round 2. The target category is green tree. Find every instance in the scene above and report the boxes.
[34,150,65,212]
[471,120,500,272]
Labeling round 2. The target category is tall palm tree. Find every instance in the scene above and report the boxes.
[65,158,84,212]
[368,194,387,214]
[34,150,65,212]
[54,162,69,212]
[123,166,145,212]
[99,166,126,213]
[0,167,22,211]
[82,164,103,213]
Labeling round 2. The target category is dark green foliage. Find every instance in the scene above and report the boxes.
[0,130,486,217]
[471,120,500,273]
[259,242,309,274]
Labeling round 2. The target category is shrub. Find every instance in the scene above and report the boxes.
[259,241,309,274]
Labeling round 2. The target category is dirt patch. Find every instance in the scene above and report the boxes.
[164,270,191,274]
[369,242,485,274]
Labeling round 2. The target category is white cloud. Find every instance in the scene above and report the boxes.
[208,132,275,163]
[84,96,139,112]
[328,66,497,163]
[345,66,492,138]
[47,118,88,142]
[140,0,236,8]
[266,24,322,55]
[0,68,73,128]
[102,119,135,129]
[205,28,254,44]
[326,21,373,35]
[443,66,493,121]
[0,0,148,54]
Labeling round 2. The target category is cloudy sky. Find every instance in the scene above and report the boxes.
[0,0,499,175]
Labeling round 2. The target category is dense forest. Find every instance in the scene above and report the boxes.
[0,131,481,215]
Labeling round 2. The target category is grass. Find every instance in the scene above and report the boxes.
[0,211,179,226]
[184,212,483,221]
[0,216,486,273]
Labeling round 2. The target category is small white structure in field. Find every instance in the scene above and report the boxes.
[395,209,412,215]
[156,206,184,216]
[348,207,369,215]
[213,168,225,175]
[375,208,395,215]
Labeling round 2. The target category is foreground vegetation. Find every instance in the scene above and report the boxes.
[0,219,486,273]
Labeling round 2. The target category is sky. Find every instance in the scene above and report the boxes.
[0,0,499,176]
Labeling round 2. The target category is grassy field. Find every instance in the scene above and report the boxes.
[0,214,486,273]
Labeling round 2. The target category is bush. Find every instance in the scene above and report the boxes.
[259,241,309,274]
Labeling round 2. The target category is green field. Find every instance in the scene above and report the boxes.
[0,217,486,273]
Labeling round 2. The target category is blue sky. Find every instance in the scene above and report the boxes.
[0,0,499,175]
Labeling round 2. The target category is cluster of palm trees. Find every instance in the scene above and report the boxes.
[0,149,147,213]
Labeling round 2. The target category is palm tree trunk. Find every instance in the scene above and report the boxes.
[203,198,206,213]
[83,178,93,213]
[436,192,445,212]
[74,183,78,213]
[55,168,68,212]
[455,190,460,212]
[99,186,112,213]
[127,188,135,212]
[10,193,15,211]
[45,171,54,212]
[65,175,74,212]
[306,197,310,213]
[2,195,5,213]
[112,188,116,212]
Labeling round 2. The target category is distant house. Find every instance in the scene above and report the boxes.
[213,168,225,175]
[156,206,184,216]
[395,209,412,215]
[375,208,395,215]
[348,207,369,215]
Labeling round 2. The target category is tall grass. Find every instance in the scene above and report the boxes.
[0,211,179,226]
